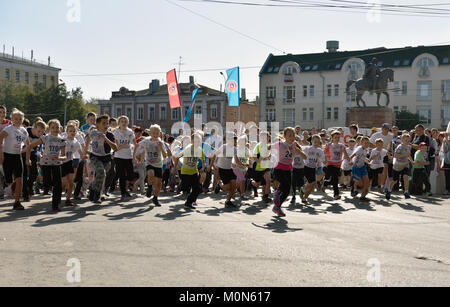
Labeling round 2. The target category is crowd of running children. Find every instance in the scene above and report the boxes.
[1,105,449,217]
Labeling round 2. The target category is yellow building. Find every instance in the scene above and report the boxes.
[0,52,60,89]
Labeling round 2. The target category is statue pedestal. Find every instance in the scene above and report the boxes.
[346,107,395,128]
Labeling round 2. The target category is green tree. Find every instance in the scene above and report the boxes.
[395,111,421,131]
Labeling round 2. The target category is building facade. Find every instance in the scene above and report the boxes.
[98,77,259,134]
[0,52,60,89]
[259,43,450,130]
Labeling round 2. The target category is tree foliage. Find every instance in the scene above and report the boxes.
[395,111,422,131]
[0,82,95,125]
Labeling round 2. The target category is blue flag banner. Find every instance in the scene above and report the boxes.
[184,88,200,123]
[226,67,240,107]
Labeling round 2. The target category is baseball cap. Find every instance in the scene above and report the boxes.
[419,142,428,148]
[382,123,391,129]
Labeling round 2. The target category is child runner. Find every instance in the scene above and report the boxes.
[0,108,29,210]
[341,139,356,189]
[62,123,85,207]
[349,136,371,202]
[251,131,272,203]
[84,115,118,204]
[368,139,388,192]
[174,133,205,210]
[272,127,306,217]
[325,130,350,200]
[291,135,306,205]
[412,142,431,197]
[113,116,137,201]
[386,133,412,200]
[136,124,167,207]
[232,135,250,200]
[301,135,325,206]
[27,119,66,211]
[0,105,12,199]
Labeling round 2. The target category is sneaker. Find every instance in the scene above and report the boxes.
[13,202,25,211]
[120,195,129,202]
[146,186,153,198]
[240,195,249,201]
[225,201,237,208]
[214,184,221,194]
[52,204,60,212]
[334,195,341,200]
[73,195,82,201]
[273,190,281,207]
[93,191,102,204]
[302,199,311,206]
[404,192,411,199]
[385,191,391,200]
[262,195,271,204]
[426,192,432,197]
[23,196,30,203]
[88,190,95,201]
[298,187,304,200]
[351,189,359,198]
[290,196,296,204]
[0,194,4,200]
[272,205,286,217]
[152,197,161,207]
[185,203,195,210]
[125,191,133,198]
[65,200,75,207]
[360,197,370,202]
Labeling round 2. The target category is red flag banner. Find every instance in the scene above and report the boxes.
[166,69,182,109]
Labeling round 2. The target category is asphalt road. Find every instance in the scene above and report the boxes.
[0,189,449,287]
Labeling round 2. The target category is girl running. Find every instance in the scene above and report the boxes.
[325,131,350,200]
[301,135,326,206]
[349,136,371,202]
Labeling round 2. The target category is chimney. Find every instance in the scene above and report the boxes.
[241,88,246,101]
[150,79,160,94]
[48,56,51,66]
[326,41,339,53]
[189,76,195,84]
[31,50,33,61]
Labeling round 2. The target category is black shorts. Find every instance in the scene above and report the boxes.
[393,167,410,182]
[343,170,352,177]
[146,165,163,179]
[3,153,23,183]
[219,168,236,185]
[369,167,384,180]
[252,169,268,185]
[61,161,75,177]
[274,168,292,183]
[304,166,316,184]
[72,159,80,169]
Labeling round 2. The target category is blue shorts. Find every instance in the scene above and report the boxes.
[316,167,324,176]
[352,165,368,181]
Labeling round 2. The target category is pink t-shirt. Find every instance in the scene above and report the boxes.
[327,143,346,168]
[275,141,295,171]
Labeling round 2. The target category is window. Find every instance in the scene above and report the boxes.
[171,108,179,121]
[309,108,314,121]
[402,81,408,95]
[283,109,295,127]
[266,87,276,98]
[394,81,400,96]
[327,108,332,120]
[334,108,339,120]
[267,67,274,73]
[302,108,307,121]
[137,105,144,121]
[401,106,408,112]
[417,106,432,125]
[377,61,383,67]
[34,73,38,85]
[327,85,332,97]
[148,105,155,121]
[309,85,315,98]
[312,65,318,71]
[442,80,450,101]
[285,66,296,75]
[334,84,339,97]
[116,107,122,117]
[283,86,296,104]
[394,60,400,66]
[393,106,399,113]
[24,72,29,85]
[403,59,410,66]
[303,86,308,98]
[43,75,47,87]
[441,106,450,127]
[15,71,20,83]
[273,67,280,73]
[126,107,132,121]
[443,57,449,64]
[210,104,217,119]
[304,66,311,71]
[51,76,55,87]
[266,109,276,122]
[417,81,432,101]
[5,69,10,81]
[195,105,202,115]
[346,61,363,80]
[335,63,342,70]
[417,57,435,68]
[160,105,167,121]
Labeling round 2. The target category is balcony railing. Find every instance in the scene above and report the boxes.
[442,93,450,102]
[284,75,294,82]
[266,98,275,105]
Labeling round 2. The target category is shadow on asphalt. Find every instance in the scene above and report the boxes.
[154,204,192,221]
[252,217,303,233]
[103,206,154,221]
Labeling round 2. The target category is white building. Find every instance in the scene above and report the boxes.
[259,42,450,130]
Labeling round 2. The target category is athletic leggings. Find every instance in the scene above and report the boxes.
[74,160,85,197]
[22,154,38,198]
[326,165,342,197]
[180,173,201,205]
[292,168,305,194]
[42,165,62,208]
[274,169,292,206]
[114,158,134,195]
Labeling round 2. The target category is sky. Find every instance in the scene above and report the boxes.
[1,0,450,101]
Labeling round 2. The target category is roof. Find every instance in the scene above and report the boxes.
[260,44,450,75]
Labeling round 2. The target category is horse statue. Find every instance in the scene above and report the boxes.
[346,68,394,107]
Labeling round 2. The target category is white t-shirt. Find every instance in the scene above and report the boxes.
[303,146,325,169]
[113,128,135,160]
[369,148,387,170]
[2,125,29,155]
[64,138,82,162]
[370,132,394,150]
[139,137,164,168]
[215,144,236,170]
[341,147,355,171]
[40,134,66,166]
[352,146,369,168]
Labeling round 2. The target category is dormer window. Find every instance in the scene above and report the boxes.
[417,57,435,68]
